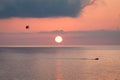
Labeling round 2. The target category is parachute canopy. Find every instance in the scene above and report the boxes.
[26,25,29,29]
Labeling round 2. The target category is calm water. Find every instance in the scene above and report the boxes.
[0,46,120,80]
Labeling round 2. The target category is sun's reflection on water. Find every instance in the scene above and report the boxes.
[55,51,64,80]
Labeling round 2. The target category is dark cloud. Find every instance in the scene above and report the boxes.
[0,0,95,18]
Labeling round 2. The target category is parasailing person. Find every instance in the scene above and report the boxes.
[26,25,30,29]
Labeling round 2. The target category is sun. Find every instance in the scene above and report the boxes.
[55,36,63,43]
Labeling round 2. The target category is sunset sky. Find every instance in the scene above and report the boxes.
[0,0,120,32]
[0,0,120,45]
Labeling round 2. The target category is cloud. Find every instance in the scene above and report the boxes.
[0,0,96,18]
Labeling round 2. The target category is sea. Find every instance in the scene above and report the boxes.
[0,45,120,80]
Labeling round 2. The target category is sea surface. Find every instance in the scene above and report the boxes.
[0,46,120,80]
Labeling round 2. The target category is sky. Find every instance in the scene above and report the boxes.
[0,0,120,32]
[0,0,120,45]
[0,30,120,45]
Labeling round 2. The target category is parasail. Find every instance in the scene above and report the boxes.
[26,25,29,29]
